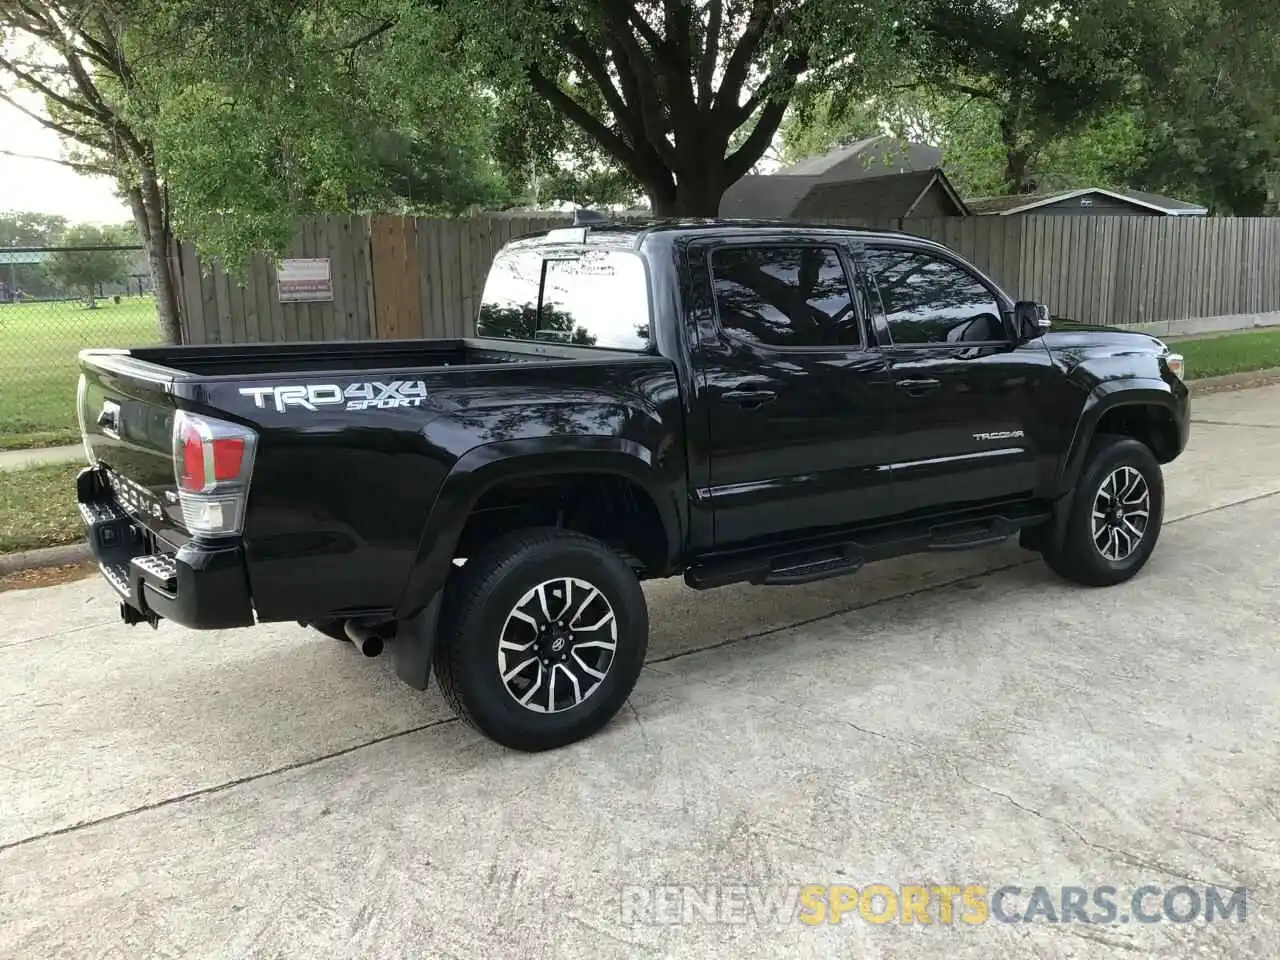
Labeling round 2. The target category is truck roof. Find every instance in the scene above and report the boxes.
[510,217,920,251]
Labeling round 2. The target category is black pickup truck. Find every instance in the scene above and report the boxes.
[75,217,1189,751]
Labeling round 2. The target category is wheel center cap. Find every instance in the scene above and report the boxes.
[550,636,566,653]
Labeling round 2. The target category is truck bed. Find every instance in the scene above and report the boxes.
[74,332,679,624]
[116,336,607,378]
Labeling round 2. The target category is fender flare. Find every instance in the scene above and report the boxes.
[394,435,681,622]
[1057,378,1180,492]
[1045,378,1180,553]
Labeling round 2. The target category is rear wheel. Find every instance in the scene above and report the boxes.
[1043,435,1165,587]
[433,527,648,751]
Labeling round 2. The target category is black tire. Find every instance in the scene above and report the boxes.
[1042,434,1165,587]
[432,527,648,752]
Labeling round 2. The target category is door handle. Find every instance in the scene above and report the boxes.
[721,388,777,409]
[895,378,941,396]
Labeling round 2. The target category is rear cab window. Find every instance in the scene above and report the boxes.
[476,232,653,351]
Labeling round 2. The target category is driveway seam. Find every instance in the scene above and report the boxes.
[0,717,456,855]
[0,619,115,651]
[1191,419,1280,430]
[3,486,1279,856]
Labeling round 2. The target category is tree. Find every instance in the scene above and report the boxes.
[44,223,131,301]
[892,0,1163,194]
[0,210,67,298]
[1127,0,1280,215]
[438,0,909,216]
[489,88,644,209]
[778,94,883,167]
[0,1,182,340]
[778,87,1142,200]
[171,0,909,220]
[123,1,532,265]
[780,0,1279,210]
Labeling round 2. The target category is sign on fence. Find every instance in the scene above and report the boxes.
[0,251,47,264]
[277,258,333,302]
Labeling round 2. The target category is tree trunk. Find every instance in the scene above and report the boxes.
[646,179,725,218]
[1004,150,1035,195]
[1225,187,1269,217]
[127,167,183,345]
[998,113,1037,195]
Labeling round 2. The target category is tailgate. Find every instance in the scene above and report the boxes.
[75,351,257,629]
[76,353,186,540]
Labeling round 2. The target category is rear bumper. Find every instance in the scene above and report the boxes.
[76,467,255,630]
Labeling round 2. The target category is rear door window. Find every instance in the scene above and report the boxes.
[709,244,862,348]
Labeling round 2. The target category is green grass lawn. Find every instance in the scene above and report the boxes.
[1175,328,1280,381]
[0,460,85,553]
[0,297,160,450]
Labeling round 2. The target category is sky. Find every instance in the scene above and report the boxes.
[0,90,133,226]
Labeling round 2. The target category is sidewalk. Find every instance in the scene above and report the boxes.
[0,444,83,472]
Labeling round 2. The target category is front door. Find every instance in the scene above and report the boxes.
[856,241,1055,515]
[690,238,898,549]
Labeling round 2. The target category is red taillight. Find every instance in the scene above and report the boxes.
[178,420,205,492]
[171,411,257,536]
[177,420,248,492]
[211,437,245,481]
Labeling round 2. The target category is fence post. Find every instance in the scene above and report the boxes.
[369,215,424,340]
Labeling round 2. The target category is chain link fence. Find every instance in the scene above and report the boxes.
[0,245,162,450]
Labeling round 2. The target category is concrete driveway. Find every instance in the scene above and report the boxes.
[3,386,1279,959]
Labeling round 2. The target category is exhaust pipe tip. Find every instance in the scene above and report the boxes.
[344,620,385,658]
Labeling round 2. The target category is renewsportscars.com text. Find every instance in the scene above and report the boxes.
[619,883,1248,927]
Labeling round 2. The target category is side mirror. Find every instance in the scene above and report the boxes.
[1014,301,1052,341]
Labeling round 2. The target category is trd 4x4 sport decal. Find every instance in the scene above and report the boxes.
[239,380,429,413]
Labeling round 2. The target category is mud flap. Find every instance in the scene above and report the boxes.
[1019,488,1075,554]
[392,592,443,690]
[1046,487,1076,553]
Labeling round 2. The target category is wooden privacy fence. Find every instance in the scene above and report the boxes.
[172,213,1280,345]
[171,213,573,345]
[893,215,1280,329]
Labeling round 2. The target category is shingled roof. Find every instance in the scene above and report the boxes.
[719,136,967,221]
[968,187,1208,216]
[720,169,968,221]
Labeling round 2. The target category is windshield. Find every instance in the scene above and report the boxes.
[475,242,652,351]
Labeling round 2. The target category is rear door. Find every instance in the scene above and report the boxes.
[854,240,1054,514]
[689,236,898,548]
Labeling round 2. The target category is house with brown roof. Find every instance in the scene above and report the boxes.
[718,135,970,222]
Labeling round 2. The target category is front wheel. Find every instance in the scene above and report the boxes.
[433,528,649,752]
[1043,435,1165,587]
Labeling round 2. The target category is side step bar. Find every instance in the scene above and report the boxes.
[685,502,1051,590]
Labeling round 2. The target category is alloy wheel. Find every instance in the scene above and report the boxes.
[496,577,618,714]
[1091,466,1151,562]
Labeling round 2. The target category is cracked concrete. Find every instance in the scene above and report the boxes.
[2,384,1280,958]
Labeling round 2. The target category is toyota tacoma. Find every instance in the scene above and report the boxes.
[74,216,1190,751]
